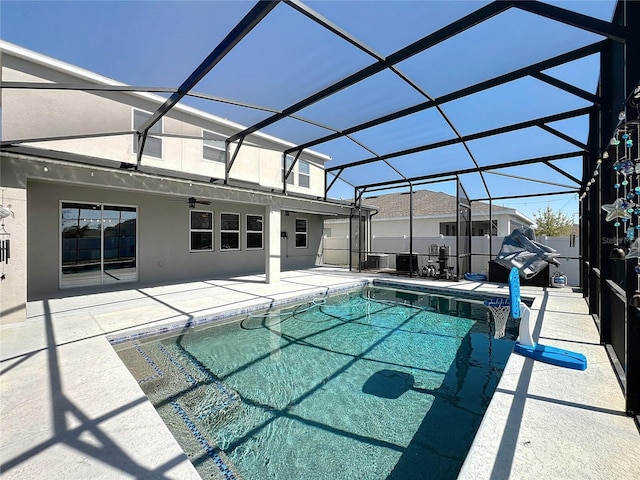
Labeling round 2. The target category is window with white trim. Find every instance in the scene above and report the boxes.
[203,130,226,163]
[133,109,162,159]
[220,213,240,250]
[295,218,308,248]
[190,211,213,251]
[282,155,295,185]
[298,160,310,188]
[246,215,263,250]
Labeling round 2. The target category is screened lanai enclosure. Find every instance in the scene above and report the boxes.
[1,1,639,420]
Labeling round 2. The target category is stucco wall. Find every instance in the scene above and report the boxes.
[280,213,324,269]
[325,213,519,238]
[2,53,326,198]
[0,187,27,324]
[26,181,322,298]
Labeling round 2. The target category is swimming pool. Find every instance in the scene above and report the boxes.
[116,285,518,480]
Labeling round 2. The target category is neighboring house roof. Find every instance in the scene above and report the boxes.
[362,190,534,224]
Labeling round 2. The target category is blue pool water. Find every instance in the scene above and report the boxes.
[122,286,518,480]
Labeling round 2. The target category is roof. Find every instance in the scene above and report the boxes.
[362,190,533,224]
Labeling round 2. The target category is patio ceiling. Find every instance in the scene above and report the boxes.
[1,0,625,203]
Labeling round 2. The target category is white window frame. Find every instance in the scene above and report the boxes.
[189,210,214,252]
[203,129,226,163]
[132,108,163,159]
[295,218,308,249]
[220,212,240,251]
[282,155,295,186]
[246,214,263,250]
[298,160,310,188]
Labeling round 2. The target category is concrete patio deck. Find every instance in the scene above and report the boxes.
[1,268,638,479]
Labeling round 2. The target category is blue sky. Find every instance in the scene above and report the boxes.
[1,0,617,223]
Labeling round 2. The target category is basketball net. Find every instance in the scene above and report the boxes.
[484,297,510,339]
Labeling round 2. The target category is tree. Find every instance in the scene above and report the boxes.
[532,206,574,236]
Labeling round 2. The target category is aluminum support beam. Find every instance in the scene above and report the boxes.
[228,1,512,144]
[135,1,278,163]
[514,1,627,43]
[327,107,593,173]
[351,151,583,192]
[538,124,589,150]
[542,160,582,185]
[285,42,604,156]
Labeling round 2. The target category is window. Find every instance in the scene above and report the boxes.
[299,160,310,188]
[471,220,498,236]
[439,222,457,236]
[246,214,263,250]
[203,130,226,163]
[190,211,213,251]
[133,109,162,159]
[221,213,240,250]
[295,218,308,248]
[282,155,295,185]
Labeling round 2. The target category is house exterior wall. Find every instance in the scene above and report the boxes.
[24,180,323,299]
[325,213,521,238]
[0,43,352,322]
[1,51,326,198]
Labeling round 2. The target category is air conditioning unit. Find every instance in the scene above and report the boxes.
[396,253,417,273]
[367,254,389,269]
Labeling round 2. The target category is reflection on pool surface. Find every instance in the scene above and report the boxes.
[117,286,518,480]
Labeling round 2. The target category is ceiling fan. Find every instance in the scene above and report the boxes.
[188,197,211,208]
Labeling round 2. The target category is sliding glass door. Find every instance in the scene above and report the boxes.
[61,202,137,288]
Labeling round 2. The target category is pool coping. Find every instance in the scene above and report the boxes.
[107,279,370,345]
[107,277,532,347]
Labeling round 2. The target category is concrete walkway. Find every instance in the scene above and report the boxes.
[1,268,638,479]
